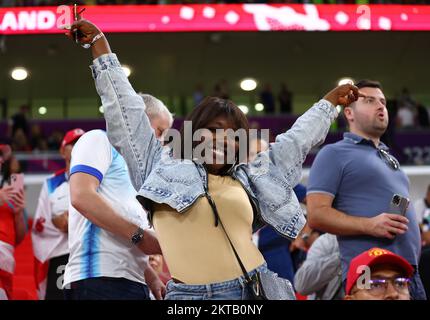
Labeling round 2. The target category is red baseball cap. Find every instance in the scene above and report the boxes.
[346,247,414,295]
[60,128,85,150]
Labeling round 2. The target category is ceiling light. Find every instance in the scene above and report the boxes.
[11,67,28,81]
[240,78,257,92]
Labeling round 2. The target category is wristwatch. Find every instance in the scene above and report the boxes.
[131,227,145,246]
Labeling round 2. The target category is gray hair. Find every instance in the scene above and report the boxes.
[138,93,174,126]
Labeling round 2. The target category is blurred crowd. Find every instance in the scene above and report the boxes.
[395,88,430,129]
[2,1,430,8]
[208,80,430,128]
[1,84,428,159]
[3,105,65,153]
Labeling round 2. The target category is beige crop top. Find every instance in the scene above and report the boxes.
[152,174,265,285]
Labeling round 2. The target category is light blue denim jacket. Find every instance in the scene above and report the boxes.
[90,53,338,240]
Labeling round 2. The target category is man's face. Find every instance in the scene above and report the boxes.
[345,87,388,137]
[347,264,411,300]
[151,114,171,141]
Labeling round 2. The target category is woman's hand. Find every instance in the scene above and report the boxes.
[61,19,111,59]
[9,188,25,215]
[323,84,365,107]
[63,19,100,45]
[144,266,167,300]
[0,186,14,206]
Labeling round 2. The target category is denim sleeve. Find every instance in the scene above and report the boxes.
[90,53,162,191]
[307,144,343,197]
[264,99,338,187]
[294,234,341,296]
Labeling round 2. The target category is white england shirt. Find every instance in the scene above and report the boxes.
[32,171,70,264]
[64,130,149,287]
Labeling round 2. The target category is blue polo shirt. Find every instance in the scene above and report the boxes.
[307,132,420,279]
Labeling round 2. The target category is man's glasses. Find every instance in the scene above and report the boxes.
[367,277,411,296]
[378,148,400,170]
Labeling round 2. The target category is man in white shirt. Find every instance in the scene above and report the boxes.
[32,128,85,300]
[64,95,172,300]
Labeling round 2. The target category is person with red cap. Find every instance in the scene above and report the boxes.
[0,144,27,300]
[31,128,85,300]
[344,247,414,300]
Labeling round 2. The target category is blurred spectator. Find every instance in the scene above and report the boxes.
[30,124,48,152]
[11,128,31,152]
[398,88,415,109]
[414,184,430,247]
[47,130,64,151]
[213,79,230,100]
[416,103,430,128]
[193,83,205,107]
[32,129,85,300]
[260,83,275,114]
[344,248,413,300]
[397,104,415,128]
[0,144,27,300]
[397,88,416,128]
[294,233,343,300]
[9,105,30,138]
[279,82,293,114]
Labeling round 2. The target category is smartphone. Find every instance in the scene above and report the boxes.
[72,4,86,44]
[73,4,79,44]
[10,173,24,192]
[390,194,409,216]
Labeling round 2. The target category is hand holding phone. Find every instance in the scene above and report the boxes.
[390,194,410,216]
[73,4,86,44]
[10,173,24,193]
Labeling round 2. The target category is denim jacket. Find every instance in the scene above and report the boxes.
[90,53,338,240]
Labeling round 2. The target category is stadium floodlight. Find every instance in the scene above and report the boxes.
[238,105,249,114]
[122,65,132,77]
[255,103,264,112]
[11,67,28,81]
[38,106,47,115]
[240,78,257,92]
[338,77,354,86]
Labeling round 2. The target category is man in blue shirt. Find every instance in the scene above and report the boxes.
[307,80,425,300]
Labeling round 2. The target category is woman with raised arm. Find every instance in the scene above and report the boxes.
[64,19,360,300]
